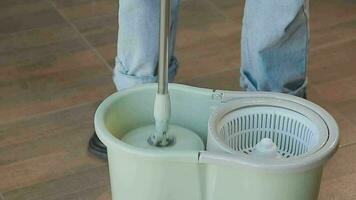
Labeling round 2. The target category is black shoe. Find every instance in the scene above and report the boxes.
[88,132,107,159]
[303,92,307,99]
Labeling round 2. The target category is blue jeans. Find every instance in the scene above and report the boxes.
[113,0,309,97]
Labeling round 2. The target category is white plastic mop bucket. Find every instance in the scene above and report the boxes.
[94,84,339,200]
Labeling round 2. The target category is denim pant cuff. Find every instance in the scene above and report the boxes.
[113,57,178,90]
[240,75,308,98]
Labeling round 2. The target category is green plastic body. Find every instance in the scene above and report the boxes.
[95,84,333,200]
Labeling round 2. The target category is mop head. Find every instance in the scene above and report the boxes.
[122,125,205,151]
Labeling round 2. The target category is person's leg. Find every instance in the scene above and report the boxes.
[113,0,180,90]
[89,0,181,159]
[240,0,309,97]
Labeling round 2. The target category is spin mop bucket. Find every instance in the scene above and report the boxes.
[95,85,339,200]
[94,0,339,199]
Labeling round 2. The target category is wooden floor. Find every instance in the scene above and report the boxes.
[0,0,355,199]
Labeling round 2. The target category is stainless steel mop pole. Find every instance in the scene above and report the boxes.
[158,0,170,95]
[149,0,173,147]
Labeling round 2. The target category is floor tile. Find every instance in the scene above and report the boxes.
[335,99,356,124]
[180,68,241,91]
[176,0,241,81]
[175,33,240,81]
[309,40,356,85]
[0,21,115,123]
[0,103,108,194]
[312,74,356,104]
[0,9,66,35]
[47,185,110,200]
[207,0,244,23]
[0,49,115,124]
[72,14,117,47]
[3,165,109,200]
[0,103,98,165]
[0,24,80,59]
[53,0,118,22]
[318,145,356,200]
[177,0,240,49]
[0,0,52,20]
[96,44,117,67]
[310,0,356,30]
[71,14,117,67]
[322,144,356,182]
[51,0,114,9]
[311,19,356,49]
[319,171,356,200]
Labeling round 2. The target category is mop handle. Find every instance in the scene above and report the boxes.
[149,0,173,147]
[158,0,170,95]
